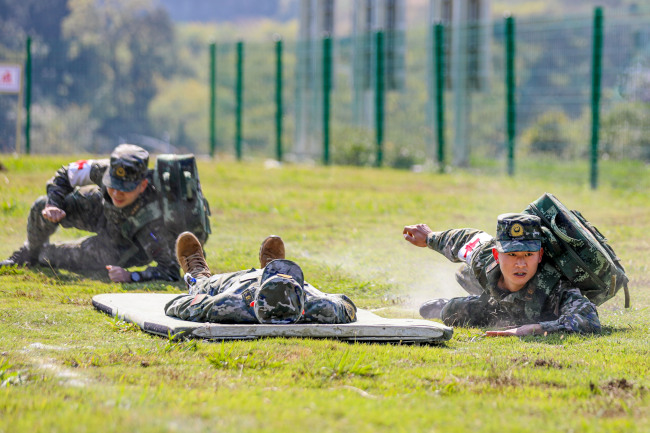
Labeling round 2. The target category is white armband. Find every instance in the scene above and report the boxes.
[67,160,94,187]
[457,232,493,263]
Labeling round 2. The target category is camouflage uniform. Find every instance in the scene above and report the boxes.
[165,264,357,325]
[16,146,179,282]
[427,215,601,334]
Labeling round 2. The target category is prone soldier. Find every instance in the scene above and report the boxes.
[165,232,357,325]
[1,144,180,283]
[403,213,601,336]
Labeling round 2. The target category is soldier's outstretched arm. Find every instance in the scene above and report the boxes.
[403,224,433,247]
[539,288,601,334]
[486,323,544,337]
[422,228,493,264]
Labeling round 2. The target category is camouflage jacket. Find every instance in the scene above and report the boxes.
[45,159,179,282]
[165,268,357,324]
[427,228,601,334]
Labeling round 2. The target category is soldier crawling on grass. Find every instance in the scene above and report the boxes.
[1,144,180,283]
[165,232,357,325]
[403,213,601,336]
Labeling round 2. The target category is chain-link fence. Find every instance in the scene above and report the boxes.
[1,8,649,175]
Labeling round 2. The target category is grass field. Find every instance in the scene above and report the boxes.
[0,155,649,433]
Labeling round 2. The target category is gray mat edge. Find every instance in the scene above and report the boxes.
[92,293,453,343]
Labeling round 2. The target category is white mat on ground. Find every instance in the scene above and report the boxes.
[93,293,452,343]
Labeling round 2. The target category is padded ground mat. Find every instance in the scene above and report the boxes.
[93,293,453,343]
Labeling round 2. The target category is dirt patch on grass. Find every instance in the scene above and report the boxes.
[605,378,635,391]
[533,359,564,369]
[511,356,567,369]
[590,378,647,399]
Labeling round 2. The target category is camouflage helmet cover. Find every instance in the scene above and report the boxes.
[102,144,149,192]
[255,259,306,324]
[495,213,543,253]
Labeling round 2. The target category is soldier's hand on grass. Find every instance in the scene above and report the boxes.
[106,265,132,283]
[486,324,544,337]
[403,224,433,247]
[41,205,66,223]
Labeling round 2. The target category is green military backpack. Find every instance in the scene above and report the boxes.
[152,154,211,244]
[522,193,629,307]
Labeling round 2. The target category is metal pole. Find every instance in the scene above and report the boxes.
[505,16,516,177]
[322,35,331,165]
[24,36,32,155]
[209,42,216,158]
[435,23,446,173]
[590,7,603,190]
[275,37,283,162]
[375,30,384,168]
[451,0,468,167]
[235,41,243,161]
[15,68,24,154]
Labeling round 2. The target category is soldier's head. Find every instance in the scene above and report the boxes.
[492,213,544,292]
[103,144,150,208]
[254,259,305,324]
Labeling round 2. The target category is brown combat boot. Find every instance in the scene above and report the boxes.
[175,232,211,279]
[259,235,285,268]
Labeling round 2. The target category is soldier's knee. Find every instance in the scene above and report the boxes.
[440,297,474,327]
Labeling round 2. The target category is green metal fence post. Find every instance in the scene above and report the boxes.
[434,24,446,173]
[375,30,384,168]
[275,37,283,162]
[322,35,331,166]
[505,16,516,176]
[590,7,603,190]
[235,41,244,161]
[24,36,32,155]
[209,42,216,158]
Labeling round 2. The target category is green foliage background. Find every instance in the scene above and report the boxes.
[2,0,650,169]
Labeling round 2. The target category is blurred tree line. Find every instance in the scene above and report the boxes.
[0,0,175,153]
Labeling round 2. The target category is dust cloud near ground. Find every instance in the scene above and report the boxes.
[293,233,467,313]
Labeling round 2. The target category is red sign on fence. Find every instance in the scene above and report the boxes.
[0,64,22,94]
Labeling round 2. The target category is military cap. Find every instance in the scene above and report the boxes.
[495,213,542,253]
[255,259,305,324]
[102,144,149,192]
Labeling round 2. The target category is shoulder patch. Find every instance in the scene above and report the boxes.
[241,288,254,304]
[343,302,356,322]
[457,232,493,263]
[68,159,94,187]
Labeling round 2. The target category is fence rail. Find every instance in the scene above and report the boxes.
[2,7,649,188]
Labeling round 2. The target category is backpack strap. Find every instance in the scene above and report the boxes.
[117,201,163,266]
[120,201,163,239]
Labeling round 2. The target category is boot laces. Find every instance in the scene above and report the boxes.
[184,252,209,275]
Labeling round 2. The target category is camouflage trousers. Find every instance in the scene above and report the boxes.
[26,187,128,271]
[440,295,520,328]
[165,269,357,325]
